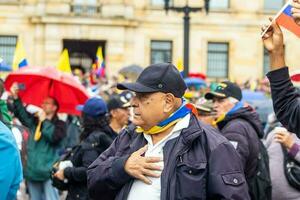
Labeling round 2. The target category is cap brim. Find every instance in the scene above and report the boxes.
[122,102,131,108]
[117,82,158,93]
[195,105,211,112]
[205,91,227,100]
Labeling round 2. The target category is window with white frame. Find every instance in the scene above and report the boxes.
[72,0,98,15]
[207,42,229,78]
[151,0,173,7]
[0,36,17,68]
[209,0,229,10]
[150,40,172,64]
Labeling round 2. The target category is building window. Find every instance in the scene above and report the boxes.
[264,0,285,11]
[209,0,229,10]
[72,0,98,15]
[0,36,17,67]
[263,48,270,76]
[207,42,229,78]
[151,0,173,6]
[150,40,172,64]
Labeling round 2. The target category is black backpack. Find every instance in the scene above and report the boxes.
[239,118,272,200]
[247,140,272,200]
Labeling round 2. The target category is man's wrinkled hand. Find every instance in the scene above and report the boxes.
[261,18,286,70]
[124,145,162,185]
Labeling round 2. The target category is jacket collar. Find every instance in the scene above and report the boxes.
[180,114,205,146]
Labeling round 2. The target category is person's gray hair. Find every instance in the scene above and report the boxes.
[227,97,239,104]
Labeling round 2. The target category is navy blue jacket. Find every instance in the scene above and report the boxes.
[87,114,250,200]
[217,106,262,179]
[267,67,300,136]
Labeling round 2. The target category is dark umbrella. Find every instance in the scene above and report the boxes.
[119,64,143,81]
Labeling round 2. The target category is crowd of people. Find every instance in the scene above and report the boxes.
[2,0,300,200]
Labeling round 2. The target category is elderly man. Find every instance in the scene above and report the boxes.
[205,81,271,200]
[87,63,249,200]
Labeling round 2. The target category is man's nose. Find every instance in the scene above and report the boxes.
[131,97,139,107]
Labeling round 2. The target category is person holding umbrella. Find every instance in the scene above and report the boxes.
[10,83,67,200]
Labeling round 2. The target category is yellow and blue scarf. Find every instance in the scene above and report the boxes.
[212,101,244,127]
[136,101,198,135]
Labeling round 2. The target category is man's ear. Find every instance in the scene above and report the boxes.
[110,110,117,118]
[163,93,175,113]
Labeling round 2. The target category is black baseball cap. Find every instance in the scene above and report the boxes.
[107,95,131,111]
[117,63,187,97]
[205,81,242,101]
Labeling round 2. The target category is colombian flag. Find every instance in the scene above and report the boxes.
[276,0,300,37]
[95,47,106,77]
[12,39,28,71]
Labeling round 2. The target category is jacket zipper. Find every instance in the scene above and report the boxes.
[165,146,190,200]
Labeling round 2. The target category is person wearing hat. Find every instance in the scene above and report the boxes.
[87,63,249,200]
[205,81,267,199]
[107,94,131,134]
[195,98,217,125]
[54,97,117,200]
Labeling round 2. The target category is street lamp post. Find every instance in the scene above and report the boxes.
[164,0,210,77]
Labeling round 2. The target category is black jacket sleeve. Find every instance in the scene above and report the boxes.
[87,131,133,199]
[267,67,300,135]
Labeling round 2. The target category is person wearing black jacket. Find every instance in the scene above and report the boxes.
[54,97,117,200]
[205,81,266,199]
[262,18,300,136]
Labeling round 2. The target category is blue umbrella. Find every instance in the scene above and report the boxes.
[184,77,206,88]
[0,58,12,71]
[242,90,267,102]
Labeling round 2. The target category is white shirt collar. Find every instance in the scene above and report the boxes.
[143,114,191,147]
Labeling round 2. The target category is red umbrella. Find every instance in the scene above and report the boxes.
[4,66,89,115]
[188,72,207,80]
[291,71,300,82]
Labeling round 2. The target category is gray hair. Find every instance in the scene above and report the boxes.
[227,97,239,104]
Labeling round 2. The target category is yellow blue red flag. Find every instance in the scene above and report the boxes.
[95,47,105,77]
[12,39,28,71]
